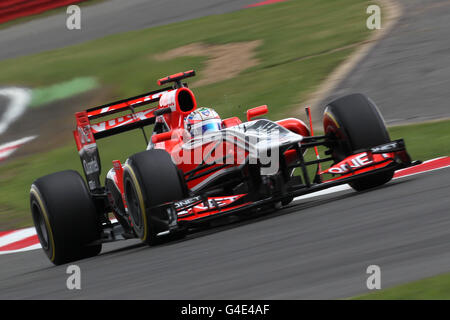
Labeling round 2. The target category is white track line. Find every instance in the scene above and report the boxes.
[0,136,37,160]
[0,244,42,255]
[0,227,37,247]
[293,184,351,202]
[0,87,31,135]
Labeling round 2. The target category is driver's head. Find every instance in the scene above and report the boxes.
[184,107,222,137]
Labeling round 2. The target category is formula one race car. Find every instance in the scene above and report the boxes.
[30,70,417,265]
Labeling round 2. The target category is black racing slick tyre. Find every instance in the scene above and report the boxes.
[30,170,102,265]
[323,93,394,191]
[123,149,186,245]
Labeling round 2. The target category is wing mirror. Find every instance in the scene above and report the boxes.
[246,105,268,121]
[151,131,173,144]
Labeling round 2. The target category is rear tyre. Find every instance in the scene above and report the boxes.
[323,93,394,191]
[123,149,186,245]
[30,170,102,265]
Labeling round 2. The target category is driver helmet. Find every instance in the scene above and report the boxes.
[184,107,222,137]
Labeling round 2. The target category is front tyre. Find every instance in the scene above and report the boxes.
[123,149,186,245]
[30,170,102,265]
[323,93,394,191]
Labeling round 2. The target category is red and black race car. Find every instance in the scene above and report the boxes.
[30,70,418,265]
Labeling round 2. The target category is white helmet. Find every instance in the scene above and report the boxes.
[184,107,222,137]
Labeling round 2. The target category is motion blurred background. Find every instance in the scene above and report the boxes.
[0,0,450,299]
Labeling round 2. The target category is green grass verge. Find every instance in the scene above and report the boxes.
[30,77,99,107]
[354,271,450,299]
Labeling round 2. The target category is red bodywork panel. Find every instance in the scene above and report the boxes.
[177,194,249,221]
[321,152,394,182]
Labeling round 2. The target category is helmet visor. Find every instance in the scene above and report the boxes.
[191,119,222,136]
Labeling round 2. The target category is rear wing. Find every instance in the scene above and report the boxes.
[73,70,197,191]
[84,86,171,139]
[72,88,169,191]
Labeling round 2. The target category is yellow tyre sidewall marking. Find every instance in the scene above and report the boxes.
[324,111,340,129]
[30,185,56,262]
[124,164,148,241]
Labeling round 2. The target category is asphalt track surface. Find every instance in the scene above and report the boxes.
[320,0,450,125]
[1,167,449,299]
[1,0,450,300]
